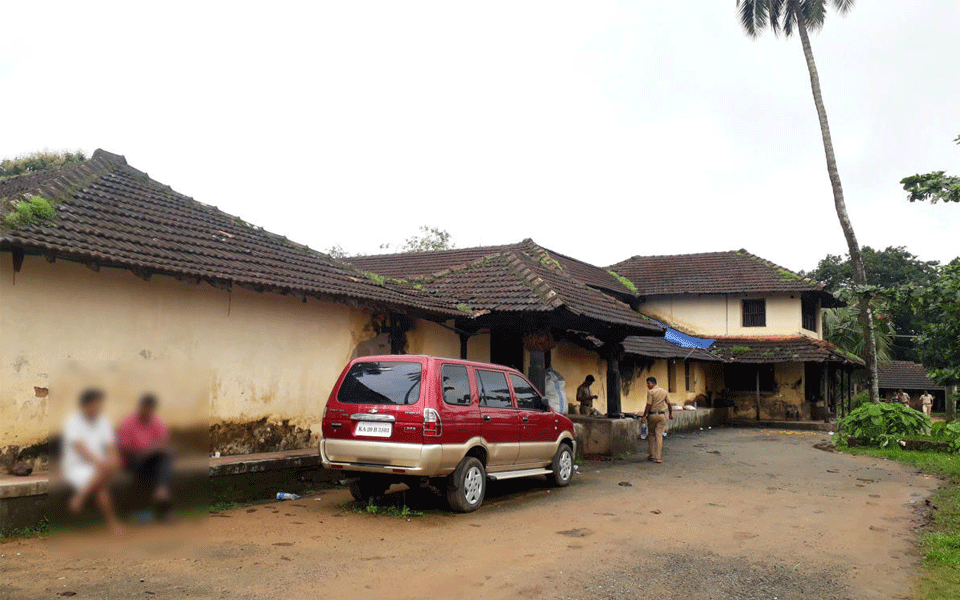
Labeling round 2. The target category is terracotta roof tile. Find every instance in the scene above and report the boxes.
[0,150,459,316]
[877,361,945,391]
[710,336,863,365]
[609,250,842,307]
[623,336,722,362]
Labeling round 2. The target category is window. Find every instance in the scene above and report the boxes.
[510,374,544,411]
[667,361,677,393]
[684,360,691,392]
[441,365,472,406]
[477,370,514,409]
[801,294,818,332]
[725,364,775,393]
[742,299,766,327]
[337,362,422,405]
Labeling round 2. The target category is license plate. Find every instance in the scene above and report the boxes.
[355,422,392,438]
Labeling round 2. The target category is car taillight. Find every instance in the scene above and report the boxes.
[423,407,442,437]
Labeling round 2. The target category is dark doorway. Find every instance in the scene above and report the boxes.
[490,327,524,372]
[804,363,822,403]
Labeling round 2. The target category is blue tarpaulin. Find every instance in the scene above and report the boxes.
[652,320,716,350]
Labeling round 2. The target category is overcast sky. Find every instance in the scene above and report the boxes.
[3,1,957,273]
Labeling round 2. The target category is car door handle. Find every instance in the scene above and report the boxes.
[483,415,491,421]
[521,416,529,423]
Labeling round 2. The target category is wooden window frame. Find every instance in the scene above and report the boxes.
[742,299,766,328]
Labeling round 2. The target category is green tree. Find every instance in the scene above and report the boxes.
[806,246,939,359]
[901,134,960,204]
[737,0,880,403]
[0,150,86,180]
[822,293,895,362]
[915,263,960,387]
[381,226,453,253]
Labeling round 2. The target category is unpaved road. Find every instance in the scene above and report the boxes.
[0,428,941,600]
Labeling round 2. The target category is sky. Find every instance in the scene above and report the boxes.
[2,1,958,273]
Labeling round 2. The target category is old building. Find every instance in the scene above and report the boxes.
[0,151,661,464]
[609,251,861,420]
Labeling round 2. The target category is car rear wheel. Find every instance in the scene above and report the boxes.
[446,457,486,512]
[349,477,388,503]
[548,444,573,487]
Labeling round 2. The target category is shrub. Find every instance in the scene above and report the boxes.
[930,421,960,453]
[842,402,931,448]
[849,390,871,411]
[2,195,57,229]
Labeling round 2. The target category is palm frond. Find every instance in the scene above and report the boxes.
[802,0,828,32]
[833,0,856,15]
[737,0,767,37]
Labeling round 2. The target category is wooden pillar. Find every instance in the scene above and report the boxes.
[459,333,469,360]
[755,368,761,421]
[607,355,622,418]
[528,350,546,396]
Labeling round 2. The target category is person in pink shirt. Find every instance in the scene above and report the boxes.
[117,394,172,519]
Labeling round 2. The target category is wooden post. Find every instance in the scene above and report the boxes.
[606,355,622,418]
[755,368,761,421]
[529,350,546,396]
[459,333,469,360]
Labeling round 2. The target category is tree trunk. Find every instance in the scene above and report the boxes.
[796,13,880,404]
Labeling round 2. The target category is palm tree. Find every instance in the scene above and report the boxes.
[823,303,894,363]
[737,0,880,403]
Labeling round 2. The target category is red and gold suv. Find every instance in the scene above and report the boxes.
[320,355,576,512]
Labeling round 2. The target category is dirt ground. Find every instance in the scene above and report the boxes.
[0,428,942,600]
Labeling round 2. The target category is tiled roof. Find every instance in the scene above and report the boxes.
[417,241,662,334]
[710,336,863,365]
[608,250,843,307]
[348,240,636,296]
[623,336,722,362]
[877,361,945,391]
[0,150,459,316]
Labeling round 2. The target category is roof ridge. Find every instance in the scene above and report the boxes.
[736,249,825,290]
[502,249,564,309]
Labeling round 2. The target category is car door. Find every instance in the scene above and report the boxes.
[510,373,560,466]
[475,368,520,469]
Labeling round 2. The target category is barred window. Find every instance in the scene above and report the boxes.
[742,299,766,328]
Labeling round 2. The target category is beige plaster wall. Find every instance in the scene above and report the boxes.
[622,359,715,414]
[0,254,385,448]
[549,342,608,414]
[728,362,808,420]
[640,293,820,339]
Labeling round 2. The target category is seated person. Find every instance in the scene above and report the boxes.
[117,394,173,519]
[62,388,124,535]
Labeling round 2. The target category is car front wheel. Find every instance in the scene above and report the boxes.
[446,456,486,512]
[549,444,573,487]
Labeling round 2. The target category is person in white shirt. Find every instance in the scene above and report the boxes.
[62,388,123,534]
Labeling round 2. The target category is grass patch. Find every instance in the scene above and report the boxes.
[842,445,960,599]
[338,499,425,518]
[606,269,637,293]
[0,517,50,542]
[2,195,57,229]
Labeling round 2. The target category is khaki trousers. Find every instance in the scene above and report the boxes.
[647,414,666,460]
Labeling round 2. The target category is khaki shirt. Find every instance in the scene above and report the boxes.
[646,386,669,413]
[900,393,911,405]
[921,393,934,406]
[576,383,594,405]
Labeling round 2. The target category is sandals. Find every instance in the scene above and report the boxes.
[653,459,663,464]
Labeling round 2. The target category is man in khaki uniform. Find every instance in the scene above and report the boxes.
[641,377,673,463]
[576,375,599,416]
[920,391,934,417]
[899,390,910,407]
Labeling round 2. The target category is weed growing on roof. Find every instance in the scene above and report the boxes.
[729,345,752,354]
[456,303,472,313]
[366,272,386,285]
[607,269,638,293]
[0,150,85,180]
[540,255,562,270]
[1,195,57,229]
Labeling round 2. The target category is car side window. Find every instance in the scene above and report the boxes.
[476,370,514,409]
[510,374,545,411]
[441,364,472,406]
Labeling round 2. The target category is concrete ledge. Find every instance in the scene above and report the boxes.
[667,407,730,432]
[0,474,48,499]
[209,449,319,477]
[569,416,640,457]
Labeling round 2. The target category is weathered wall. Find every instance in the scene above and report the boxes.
[621,359,716,414]
[0,254,392,455]
[640,293,820,339]
[549,342,607,413]
[728,362,808,420]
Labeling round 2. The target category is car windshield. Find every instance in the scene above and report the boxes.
[337,361,423,405]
